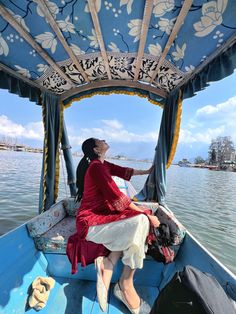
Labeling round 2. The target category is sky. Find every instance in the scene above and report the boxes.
[0,71,236,162]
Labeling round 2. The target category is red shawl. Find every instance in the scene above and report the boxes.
[66,160,146,274]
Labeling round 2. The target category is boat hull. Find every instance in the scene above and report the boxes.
[0,215,235,313]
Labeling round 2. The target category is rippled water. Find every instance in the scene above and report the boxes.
[0,151,235,274]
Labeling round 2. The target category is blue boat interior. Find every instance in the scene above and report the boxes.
[1,193,236,314]
[0,1,236,313]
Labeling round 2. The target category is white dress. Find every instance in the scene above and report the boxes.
[86,214,150,269]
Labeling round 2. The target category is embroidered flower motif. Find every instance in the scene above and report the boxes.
[193,0,228,37]
[29,49,36,57]
[185,65,195,72]
[88,29,99,48]
[113,57,133,73]
[148,43,162,57]
[34,0,59,20]
[113,28,120,36]
[70,43,85,56]
[213,30,224,47]
[6,9,30,32]
[104,1,122,17]
[108,42,120,52]
[120,0,134,14]
[0,34,9,56]
[15,65,31,78]
[35,32,57,53]
[37,64,49,73]
[158,18,176,35]
[153,0,175,18]
[57,16,75,33]
[213,30,224,40]
[172,43,186,61]
[54,73,66,84]
[85,0,101,13]
[128,19,142,43]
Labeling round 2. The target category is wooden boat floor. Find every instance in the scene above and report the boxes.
[42,277,159,314]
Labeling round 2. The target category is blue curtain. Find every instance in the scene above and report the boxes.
[134,41,236,205]
[182,40,236,99]
[61,121,77,197]
[39,92,62,213]
[134,91,181,205]
[0,70,41,104]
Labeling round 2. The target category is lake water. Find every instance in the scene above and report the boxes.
[0,151,235,274]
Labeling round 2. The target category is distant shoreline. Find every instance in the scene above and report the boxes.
[0,150,152,163]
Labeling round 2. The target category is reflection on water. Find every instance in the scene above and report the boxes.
[0,152,235,274]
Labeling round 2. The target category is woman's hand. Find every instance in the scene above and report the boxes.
[147,215,160,228]
[147,165,154,174]
[132,165,154,176]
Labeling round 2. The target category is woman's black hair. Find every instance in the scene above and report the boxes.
[76,138,98,202]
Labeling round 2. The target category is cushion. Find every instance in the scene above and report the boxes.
[62,197,80,217]
[34,217,76,253]
[27,201,66,237]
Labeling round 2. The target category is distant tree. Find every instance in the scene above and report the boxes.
[194,156,205,164]
[211,148,216,164]
[208,136,235,165]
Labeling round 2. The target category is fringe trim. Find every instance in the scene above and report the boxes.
[166,90,183,169]
[54,103,64,201]
[64,90,164,109]
[41,98,64,212]
[42,95,48,213]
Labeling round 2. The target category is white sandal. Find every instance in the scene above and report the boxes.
[113,282,151,314]
[94,256,108,312]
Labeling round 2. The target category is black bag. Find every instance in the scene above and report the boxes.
[150,265,235,314]
[147,223,176,263]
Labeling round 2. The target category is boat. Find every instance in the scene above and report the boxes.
[208,165,221,171]
[0,0,236,313]
[1,178,236,313]
[178,159,192,167]
[14,144,26,152]
[0,143,8,150]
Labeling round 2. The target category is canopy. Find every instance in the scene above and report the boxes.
[0,0,235,103]
[0,0,236,211]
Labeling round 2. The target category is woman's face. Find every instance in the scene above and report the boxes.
[94,139,109,155]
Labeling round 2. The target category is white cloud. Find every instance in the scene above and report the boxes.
[68,119,158,146]
[196,96,236,117]
[24,121,44,140]
[179,125,225,144]
[179,95,236,146]
[0,115,43,140]
[101,119,123,129]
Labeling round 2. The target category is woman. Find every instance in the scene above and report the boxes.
[67,138,160,314]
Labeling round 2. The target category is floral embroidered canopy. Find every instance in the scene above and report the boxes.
[0,0,235,105]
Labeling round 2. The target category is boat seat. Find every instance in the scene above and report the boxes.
[26,197,78,253]
[26,177,185,255]
[27,201,185,256]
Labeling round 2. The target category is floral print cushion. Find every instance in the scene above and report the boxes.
[135,201,186,245]
[34,217,76,254]
[27,201,66,237]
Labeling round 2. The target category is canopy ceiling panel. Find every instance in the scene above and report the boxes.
[166,0,236,72]
[0,0,235,102]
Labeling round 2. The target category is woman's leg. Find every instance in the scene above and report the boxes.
[87,214,150,303]
[119,265,140,309]
[101,251,121,290]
